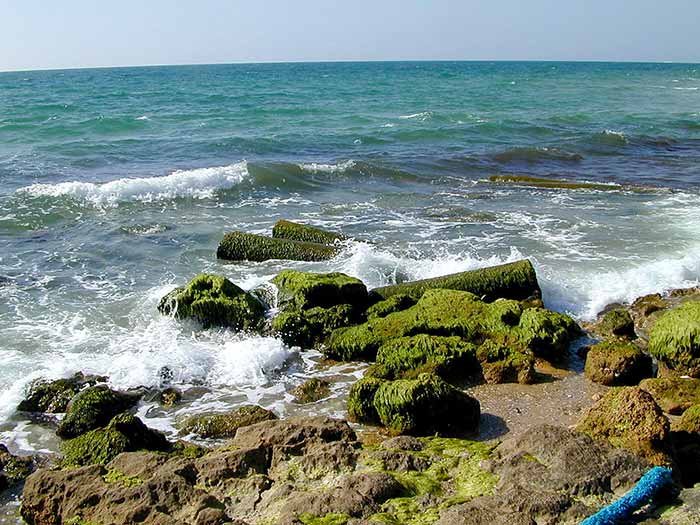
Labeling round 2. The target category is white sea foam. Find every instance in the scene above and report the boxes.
[299,160,355,173]
[399,111,432,121]
[16,162,250,207]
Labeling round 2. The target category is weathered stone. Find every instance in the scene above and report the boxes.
[292,378,331,404]
[0,444,34,490]
[639,376,700,415]
[677,404,700,433]
[17,372,107,413]
[584,340,653,386]
[595,308,636,339]
[180,406,278,439]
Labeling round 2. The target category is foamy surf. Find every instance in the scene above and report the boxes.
[15,162,250,207]
[298,160,355,173]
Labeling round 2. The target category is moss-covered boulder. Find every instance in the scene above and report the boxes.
[366,294,417,319]
[218,231,339,262]
[678,404,700,434]
[56,385,140,439]
[576,387,670,465]
[61,413,170,467]
[271,271,369,348]
[349,373,480,436]
[595,308,636,339]
[639,376,700,415]
[648,301,700,377]
[293,378,332,404]
[158,274,265,331]
[179,405,277,439]
[157,387,182,407]
[475,338,537,384]
[584,340,653,386]
[0,444,34,490]
[368,259,540,303]
[17,372,107,413]
[272,220,346,245]
[325,289,579,369]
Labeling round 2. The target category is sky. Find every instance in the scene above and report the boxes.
[1,0,699,71]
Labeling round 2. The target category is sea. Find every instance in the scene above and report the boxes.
[0,61,699,485]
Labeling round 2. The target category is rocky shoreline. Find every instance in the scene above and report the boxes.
[2,221,700,524]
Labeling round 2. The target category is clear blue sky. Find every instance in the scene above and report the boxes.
[1,0,699,71]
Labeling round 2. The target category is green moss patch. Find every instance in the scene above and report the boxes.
[180,405,277,439]
[272,220,346,245]
[218,231,339,262]
[57,385,139,439]
[103,469,143,487]
[648,301,700,377]
[489,174,620,191]
[298,513,350,525]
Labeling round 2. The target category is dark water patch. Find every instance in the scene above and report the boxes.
[492,147,584,163]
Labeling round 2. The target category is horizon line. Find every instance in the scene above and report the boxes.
[1,57,699,75]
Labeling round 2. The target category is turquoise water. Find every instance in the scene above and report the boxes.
[0,61,699,461]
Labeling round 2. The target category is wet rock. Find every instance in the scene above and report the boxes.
[648,301,700,377]
[272,219,346,245]
[180,405,278,439]
[292,378,331,404]
[61,413,171,467]
[380,435,425,452]
[594,308,637,339]
[273,303,361,348]
[437,424,650,525]
[218,231,339,262]
[576,387,671,465]
[584,340,653,386]
[648,485,700,525]
[677,404,700,433]
[0,444,34,491]
[372,449,431,472]
[56,385,140,439]
[639,376,700,415]
[350,373,480,436]
[158,386,182,407]
[158,274,265,331]
[17,372,108,414]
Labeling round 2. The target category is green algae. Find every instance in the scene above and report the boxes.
[367,294,417,319]
[65,518,102,525]
[17,372,106,413]
[368,259,540,303]
[272,270,368,310]
[57,385,139,439]
[347,376,384,424]
[678,404,700,433]
[298,513,350,525]
[272,219,346,245]
[217,231,339,262]
[272,304,360,348]
[584,340,652,386]
[180,405,277,439]
[103,468,143,487]
[648,301,700,377]
[292,378,332,404]
[597,308,636,339]
[488,174,621,191]
[158,273,265,330]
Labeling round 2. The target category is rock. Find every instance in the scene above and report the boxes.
[180,406,278,439]
[17,372,108,413]
[0,444,34,490]
[350,373,480,436]
[595,308,637,339]
[380,436,425,452]
[217,231,339,262]
[639,376,700,415]
[488,174,617,191]
[60,413,171,467]
[648,301,700,377]
[649,486,700,525]
[368,260,541,303]
[677,404,700,433]
[325,289,578,370]
[56,385,140,439]
[292,378,331,404]
[576,387,671,465]
[158,387,182,407]
[437,424,650,525]
[273,304,361,348]
[272,270,368,311]
[366,294,417,319]
[584,340,653,386]
[158,274,265,331]
[272,219,346,245]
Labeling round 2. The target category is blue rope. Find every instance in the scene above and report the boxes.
[580,466,674,525]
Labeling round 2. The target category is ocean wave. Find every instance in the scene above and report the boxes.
[492,147,584,163]
[592,129,630,146]
[399,111,433,121]
[298,160,356,173]
[15,162,250,208]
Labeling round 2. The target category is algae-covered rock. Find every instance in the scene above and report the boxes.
[272,270,368,311]
[57,385,140,439]
[61,413,170,467]
[576,387,670,465]
[677,404,700,434]
[158,274,265,331]
[584,340,653,386]
[595,308,637,339]
[158,387,182,407]
[218,231,339,262]
[648,301,700,377]
[273,304,360,348]
[293,378,331,404]
[0,444,34,490]
[272,219,346,245]
[488,174,617,191]
[17,372,107,413]
[180,405,278,439]
[476,339,536,385]
[639,376,700,415]
[368,259,540,303]
[354,373,480,436]
[516,307,580,361]
[366,294,417,319]
[347,377,384,424]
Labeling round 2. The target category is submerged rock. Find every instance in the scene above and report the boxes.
[272,219,347,245]
[158,273,265,331]
[60,413,170,467]
[292,378,331,404]
[584,340,653,386]
[157,386,182,407]
[0,444,34,491]
[56,385,140,439]
[349,373,480,436]
[639,376,700,415]
[594,308,637,339]
[17,372,108,413]
[180,405,278,439]
[218,230,339,262]
[648,301,700,377]
[576,387,670,465]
